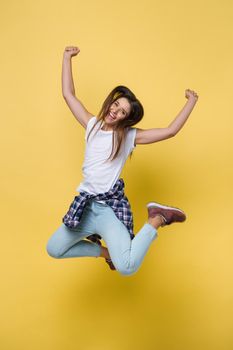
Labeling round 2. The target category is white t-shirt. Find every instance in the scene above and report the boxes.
[76,116,137,194]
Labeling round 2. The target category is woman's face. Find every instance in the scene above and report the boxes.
[105,97,131,127]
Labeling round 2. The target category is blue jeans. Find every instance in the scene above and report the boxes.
[46,200,158,276]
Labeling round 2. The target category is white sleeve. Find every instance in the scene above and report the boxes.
[125,127,137,155]
[85,116,97,140]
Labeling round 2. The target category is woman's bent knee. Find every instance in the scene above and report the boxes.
[46,241,63,259]
[116,263,138,276]
[118,268,137,276]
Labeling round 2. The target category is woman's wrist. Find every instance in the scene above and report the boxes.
[63,53,72,62]
[187,96,198,105]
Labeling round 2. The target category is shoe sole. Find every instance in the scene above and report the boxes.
[147,202,186,216]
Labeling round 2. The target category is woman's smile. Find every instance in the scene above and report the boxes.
[107,111,117,122]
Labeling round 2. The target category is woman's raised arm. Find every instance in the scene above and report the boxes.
[135,89,199,144]
[62,46,93,129]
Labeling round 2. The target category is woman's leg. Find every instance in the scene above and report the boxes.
[46,203,102,259]
[46,223,102,259]
[93,202,160,276]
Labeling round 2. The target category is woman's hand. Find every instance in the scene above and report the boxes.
[63,46,80,59]
[185,89,199,102]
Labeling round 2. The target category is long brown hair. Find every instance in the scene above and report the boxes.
[87,85,144,161]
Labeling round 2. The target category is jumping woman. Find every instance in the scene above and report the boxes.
[46,46,199,275]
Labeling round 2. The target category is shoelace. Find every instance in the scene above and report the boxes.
[158,214,167,227]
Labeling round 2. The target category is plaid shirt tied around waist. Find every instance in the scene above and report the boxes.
[62,178,135,240]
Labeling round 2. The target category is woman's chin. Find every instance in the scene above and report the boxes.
[104,118,116,126]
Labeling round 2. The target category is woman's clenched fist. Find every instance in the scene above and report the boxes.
[63,46,80,59]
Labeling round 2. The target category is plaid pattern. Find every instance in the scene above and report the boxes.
[62,178,135,240]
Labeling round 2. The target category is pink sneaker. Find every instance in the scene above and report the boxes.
[147,202,186,226]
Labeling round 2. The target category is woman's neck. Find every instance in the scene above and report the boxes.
[101,122,114,131]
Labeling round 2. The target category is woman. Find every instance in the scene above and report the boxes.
[46,46,199,275]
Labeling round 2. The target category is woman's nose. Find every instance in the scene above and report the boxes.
[112,108,118,115]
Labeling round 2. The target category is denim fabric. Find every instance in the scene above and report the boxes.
[46,200,158,276]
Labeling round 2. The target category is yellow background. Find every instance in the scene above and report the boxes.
[1,0,232,349]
